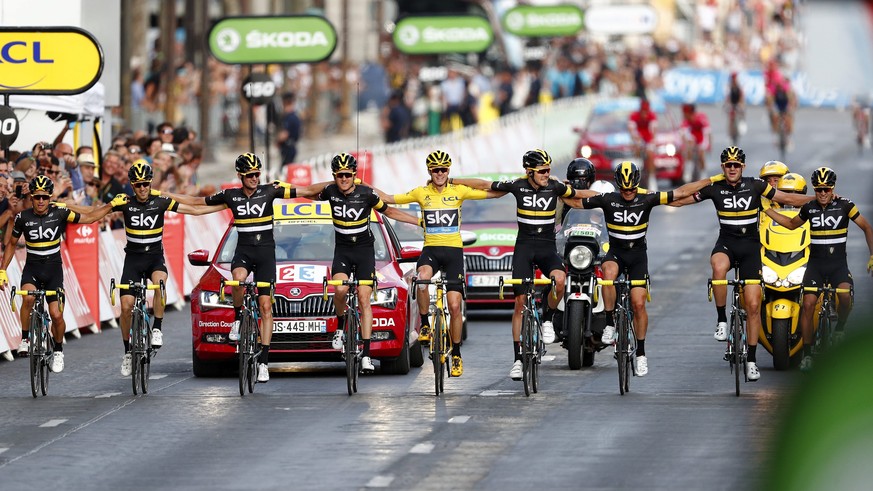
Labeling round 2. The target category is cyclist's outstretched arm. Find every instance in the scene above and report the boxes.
[162,190,207,206]
[451,177,492,190]
[851,215,873,271]
[771,189,815,208]
[274,179,332,199]
[78,197,125,224]
[670,174,724,201]
[764,207,805,230]
[381,206,420,226]
[175,203,228,216]
[666,195,698,207]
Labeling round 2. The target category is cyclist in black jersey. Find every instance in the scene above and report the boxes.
[764,167,873,371]
[69,160,226,376]
[455,150,609,380]
[669,146,813,381]
[294,153,420,372]
[0,176,122,371]
[562,161,723,377]
[165,153,331,383]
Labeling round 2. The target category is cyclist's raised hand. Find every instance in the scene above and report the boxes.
[272,180,293,190]
[0,270,8,290]
[110,194,129,208]
[710,174,726,183]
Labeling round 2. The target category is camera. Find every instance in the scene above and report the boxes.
[40,142,53,151]
[14,182,23,199]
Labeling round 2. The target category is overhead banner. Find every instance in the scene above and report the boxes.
[393,16,493,55]
[502,5,584,37]
[0,27,104,95]
[208,16,337,64]
[584,4,658,35]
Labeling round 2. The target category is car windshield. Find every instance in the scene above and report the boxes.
[588,111,632,133]
[216,221,390,263]
[389,219,424,243]
[462,197,515,224]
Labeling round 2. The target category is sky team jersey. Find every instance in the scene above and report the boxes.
[12,206,79,262]
[113,195,179,254]
[798,197,861,258]
[317,184,387,246]
[393,183,488,248]
[206,184,294,246]
[582,191,672,249]
[491,177,573,242]
[693,177,776,238]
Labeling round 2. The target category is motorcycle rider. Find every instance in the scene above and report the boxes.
[763,167,873,371]
[559,157,596,224]
[760,160,789,211]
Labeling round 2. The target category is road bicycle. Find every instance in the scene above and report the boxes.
[499,276,555,396]
[412,275,461,397]
[804,283,853,354]
[597,275,649,395]
[11,287,64,398]
[220,278,274,396]
[708,267,760,396]
[727,104,744,146]
[110,278,165,395]
[323,276,376,395]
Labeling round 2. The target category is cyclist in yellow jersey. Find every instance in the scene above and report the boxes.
[375,150,503,377]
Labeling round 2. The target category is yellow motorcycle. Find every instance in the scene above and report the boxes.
[758,173,809,370]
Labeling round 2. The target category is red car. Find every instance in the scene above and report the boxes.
[187,201,423,376]
[574,97,688,186]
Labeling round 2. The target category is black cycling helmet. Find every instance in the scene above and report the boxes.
[811,166,837,188]
[720,146,746,165]
[566,158,595,190]
[523,149,552,171]
[30,175,54,195]
[425,150,452,170]
[331,153,357,173]
[614,161,641,190]
[235,152,262,174]
[128,159,154,183]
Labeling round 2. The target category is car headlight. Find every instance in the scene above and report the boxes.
[664,143,676,157]
[568,246,594,270]
[761,266,778,285]
[200,290,233,311]
[372,287,397,309]
[786,266,806,286]
[580,145,592,158]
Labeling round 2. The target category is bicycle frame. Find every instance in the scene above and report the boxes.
[804,284,853,353]
[413,275,455,397]
[323,276,376,395]
[499,276,555,397]
[596,276,649,395]
[220,278,274,396]
[11,286,63,398]
[110,278,165,395]
[709,269,761,396]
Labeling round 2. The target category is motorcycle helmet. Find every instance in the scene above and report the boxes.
[760,160,789,179]
[522,149,552,171]
[331,153,357,174]
[425,150,452,170]
[235,152,262,174]
[810,167,837,188]
[614,161,641,190]
[589,180,616,194]
[777,173,807,194]
[566,158,595,190]
[30,175,54,195]
[720,146,746,164]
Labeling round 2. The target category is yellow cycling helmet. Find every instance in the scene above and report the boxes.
[425,150,452,170]
[523,149,553,171]
[29,175,54,195]
[760,160,789,178]
[614,161,641,190]
[810,167,837,188]
[720,146,746,164]
[777,172,807,194]
[331,153,357,173]
[235,152,262,174]
[128,159,154,183]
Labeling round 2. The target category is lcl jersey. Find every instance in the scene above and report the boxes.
[582,191,672,249]
[113,195,179,254]
[693,177,775,238]
[394,183,488,248]
[798,197,861,258]
[317,184,387,246]
[206,184,294,246]
[12,206,80,262]
[491,178,573,242]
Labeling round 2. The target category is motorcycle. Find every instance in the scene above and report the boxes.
[758,208,810,370]
[550,208,610,370]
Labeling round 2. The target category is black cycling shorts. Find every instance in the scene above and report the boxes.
[120,254,167,297]
[20,260,63,303]
[511,240,565,295]
[602,247,649,286]
[332,244,376,281]
[711,235,761,281]
[417,246,465,293]
[803,259,853,290]
[231,244,277,292]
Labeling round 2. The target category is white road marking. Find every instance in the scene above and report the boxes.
[39,419,67,428]
[679,253,694,260]
[664,263,681,271]
[448,416,470,424]
[409,442,435,454]
[366,475,395,487]
[150,374,167,380]
[479,390,517,396]
[542,355,556,362]
[0,448,8,455]
[95,392,122,399]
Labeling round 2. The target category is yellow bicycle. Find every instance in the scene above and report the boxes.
[412,275,457,396]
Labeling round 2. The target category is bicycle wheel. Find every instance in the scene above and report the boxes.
[816,302,832,353]
[41,317,51,397]
[130,311,144,395]
[532,317,544,394]
[521,310,534,397]
[29,316,41,398]
[616,308,628,395]
[624,318,636,394]
[732,313,743,396]
[346,312,359,396]
[141,318,151,395]
[432,311,445,396]
[238,310,254,397]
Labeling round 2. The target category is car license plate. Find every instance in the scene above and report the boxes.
[468,275,502,287]
[273,320,327,333]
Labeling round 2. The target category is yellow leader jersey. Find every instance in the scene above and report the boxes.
[393,183,488,248]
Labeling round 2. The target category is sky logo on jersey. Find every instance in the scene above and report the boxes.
[333,204,365,221]
[612,210,644,224]
[27,227,57,241]
[131,214,159,228]
[811,215,843,229]
[522,195,553,209]
[722,196,752,209]
[424,209,459,233]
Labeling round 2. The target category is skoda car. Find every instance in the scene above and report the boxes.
[188,201,423,376]
[573,97,687,185]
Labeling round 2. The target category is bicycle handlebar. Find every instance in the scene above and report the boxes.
[10,286,65,314]
[498,276,556,301]
[410,276,464,300]
[322,277,377,301]
[803,286,852,294]
[594,277,651,303]
[110,278,167,307]
[219,279,275,304]
[707,278,762,302]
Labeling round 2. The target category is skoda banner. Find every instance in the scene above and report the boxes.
[208,16,337,64]
[393,16,493,55]
[502,5,584,37]
[0,27,103,95]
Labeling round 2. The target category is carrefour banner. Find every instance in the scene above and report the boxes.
[659,68,850,108]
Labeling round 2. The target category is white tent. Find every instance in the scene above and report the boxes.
[7,82,105,117]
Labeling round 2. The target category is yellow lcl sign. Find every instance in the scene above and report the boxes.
[0,27,103,95]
